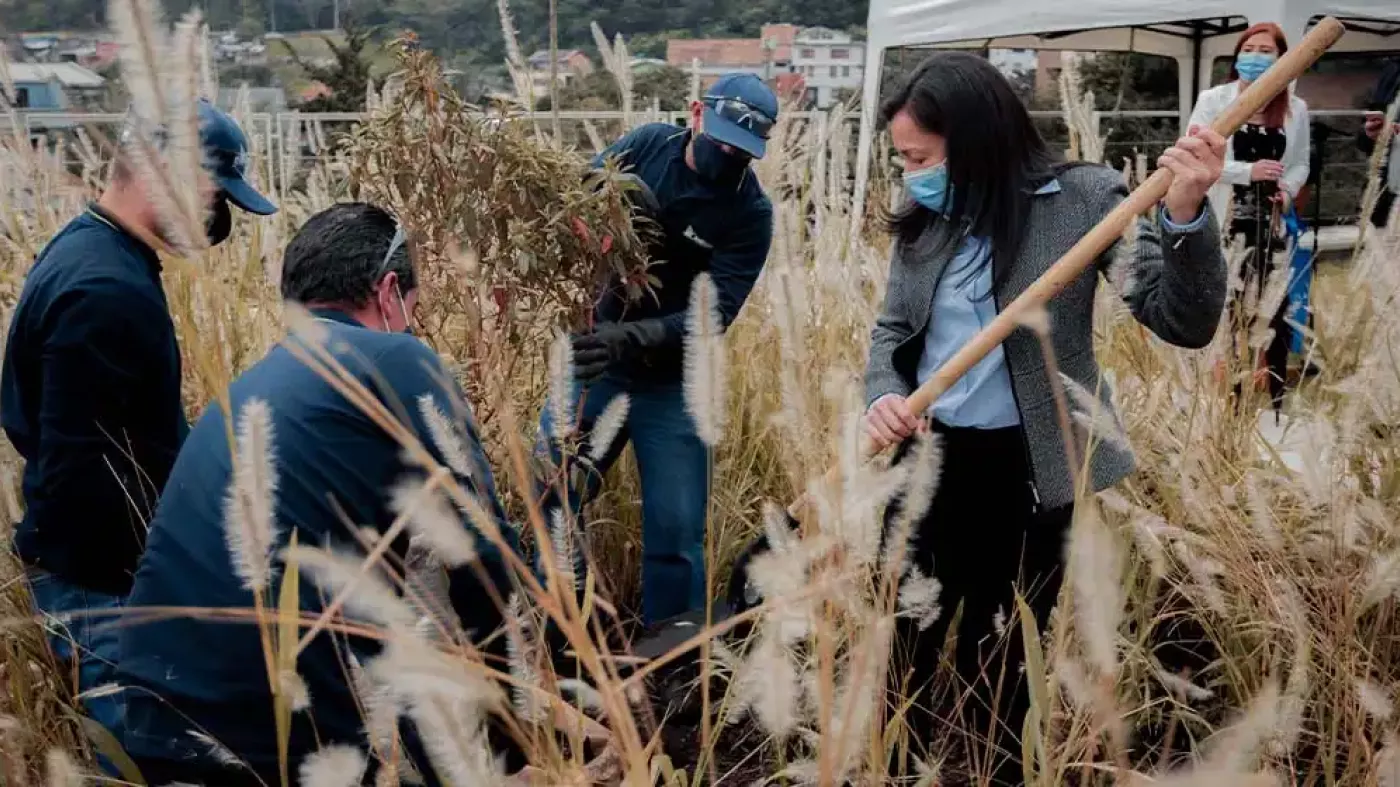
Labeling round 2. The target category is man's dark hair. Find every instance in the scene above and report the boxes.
[281,202,415,306]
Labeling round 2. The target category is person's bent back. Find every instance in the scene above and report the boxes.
[115,203,519,784]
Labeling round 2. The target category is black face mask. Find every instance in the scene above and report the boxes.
[206,192,232,246]
[692,132,751,186]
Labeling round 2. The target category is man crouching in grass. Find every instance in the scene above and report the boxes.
[113,203,525,785]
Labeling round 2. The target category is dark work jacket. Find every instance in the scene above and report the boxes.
[116,309,519,776]
[592,123,774,380]
[1,205,188,595]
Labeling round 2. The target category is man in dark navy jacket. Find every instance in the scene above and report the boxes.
[0,99,276,732]
[537,73,777,625]
[115,203,520,785]
[1358,57,1400,227]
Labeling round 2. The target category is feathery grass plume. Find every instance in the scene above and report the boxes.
[1156,668,1215,703]
[591,23,634,124]
[1381,733,1400,787]
[548,507,579,595]
[1103,218,1143,300]
[166,11,212,252]
[1015,303,1052,336]
[223,398,280,592]
[731,630,800,740]
[197,21,217,99]
[746,534,823,645]
[1172,540,1229,617]
[284,544,417,630]
[897,564,941,631]
[1069,503,1125,677]
[1242,474,1283,551]
[1272,624,1312,755]
[373,639,504,785]
[349,654,399,754]
[107,0,202,254]
[683,272,727,446]
[1055,656,1097,711]
[494,0,533,107]
[761,500,799,555]
[505,594,544,724]
[823,616,894,780]
[1361,551,1400,610]
[371,636,503,709]
[108,0,169,139]
[1060,372,1132,454]
[547,330,575,441]
[189,729,248,769]
[279,668,312,712]
[1356,679,1394,723]
[404,694,505,786]
[284,300,332,349]
[587,393,630,463]
[558,679,606,714]
[300,745,366,787]
[389,477,477,567]
[880,430,942,573]
[417,394,476,479]
[45,749,82,787]
[1201,681,1284,776]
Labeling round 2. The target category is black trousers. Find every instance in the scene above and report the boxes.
[889,423,1073,786]
[1230,218,1291,411]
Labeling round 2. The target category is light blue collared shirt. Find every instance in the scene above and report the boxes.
[914,178,1208,428]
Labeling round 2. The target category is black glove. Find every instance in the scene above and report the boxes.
[570,319,672,383]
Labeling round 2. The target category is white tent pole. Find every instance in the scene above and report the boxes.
[1177,55,1197,134]
[849,39,886,242]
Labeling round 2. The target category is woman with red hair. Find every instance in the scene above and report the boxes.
[1188,21,1311,410]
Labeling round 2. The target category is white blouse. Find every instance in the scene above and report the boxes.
[1188,80,1311,227]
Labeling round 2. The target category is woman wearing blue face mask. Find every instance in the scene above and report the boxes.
[864,52,1228,783]
[1188,22,1311,411]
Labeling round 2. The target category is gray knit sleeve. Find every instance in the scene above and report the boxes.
[1096,177,1229,350]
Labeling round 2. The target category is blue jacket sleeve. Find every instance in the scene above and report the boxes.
[374,341,520,635]
[36,282,178,532]
[590,125,653,170]
[660,200,774,341]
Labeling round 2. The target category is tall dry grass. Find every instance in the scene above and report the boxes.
[3,5,1400,785]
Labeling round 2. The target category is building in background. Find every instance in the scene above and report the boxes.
[666,23,798,92]
[4,62,105,111]
[790,27,864,109]
[666,24,862,109]
[526,49,594,99]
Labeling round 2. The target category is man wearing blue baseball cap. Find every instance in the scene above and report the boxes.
[537,72,778,626]
[0,98,276,739]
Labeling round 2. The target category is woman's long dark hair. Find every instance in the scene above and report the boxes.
[883,52,1062,291]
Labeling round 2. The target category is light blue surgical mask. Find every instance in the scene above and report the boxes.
[1235,51,1277,82]
[903,161,953,213]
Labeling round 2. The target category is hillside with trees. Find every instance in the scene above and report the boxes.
[1,0,868,65]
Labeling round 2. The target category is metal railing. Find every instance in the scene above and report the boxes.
[4,108,1378,224]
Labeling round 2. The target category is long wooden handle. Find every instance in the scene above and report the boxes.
[788,16,1346,520]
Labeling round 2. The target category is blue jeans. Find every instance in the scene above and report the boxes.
[26,569,126,771]
[537,373,711,625]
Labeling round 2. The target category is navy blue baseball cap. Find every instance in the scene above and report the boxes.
[197,99,277,215]
[702,73,779,159]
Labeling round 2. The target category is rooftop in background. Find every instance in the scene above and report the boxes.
[667,38,769,68]
[5,62,105,89]
[526,49,592,71]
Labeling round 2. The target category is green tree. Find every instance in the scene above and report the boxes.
[633,64,690,110]
[537,64,688,111]
[281,14,375,112]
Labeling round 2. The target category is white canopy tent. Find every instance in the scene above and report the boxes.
[851,0,1400,222]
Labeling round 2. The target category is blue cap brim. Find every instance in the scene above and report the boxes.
[219,174,278,216]
[703,107,766,159]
